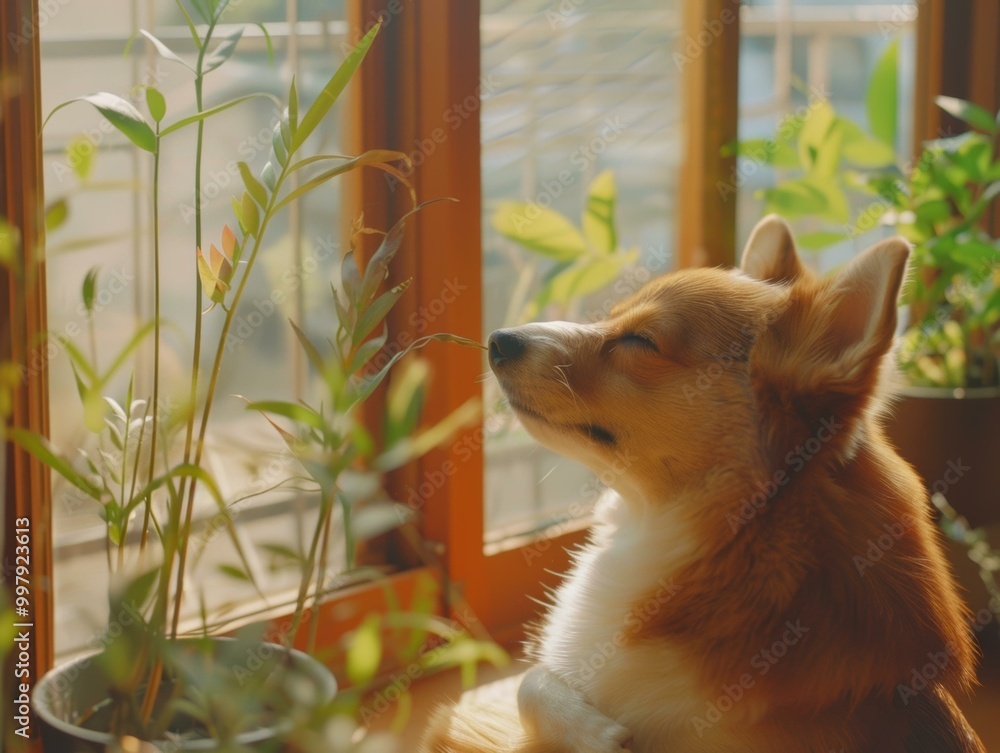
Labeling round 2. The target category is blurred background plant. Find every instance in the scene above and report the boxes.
[491,169,637,325]
[934,493,1000,642]
[731,39,999,390]
[9,2,500,747]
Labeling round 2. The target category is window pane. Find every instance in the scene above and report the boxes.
[736,1,918,272]
[41,1,350,656]
[481,0,681,541]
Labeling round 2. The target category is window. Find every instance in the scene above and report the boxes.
[736,0,918,272]
[41,0,358,657]
[480,0,682,542]
[9,0,994,683]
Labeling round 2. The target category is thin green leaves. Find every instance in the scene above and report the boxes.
[492,202,588,261]
[159,93,281,137]
[45,94,156,153]
[137,30,194,72]
[867,39,898,145]
[9,428,104,499]
[237,162,268,207]
[204,26,244,73]
[290,23,381,153]
[582,170,617,253]
[146,87,167,123]
[936,96,999,136]
[273,150,406,212]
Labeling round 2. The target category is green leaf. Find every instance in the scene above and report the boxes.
[45,199,68,232]
[159,93,281,137]
[246,400,326,432]
[82,267,98,312]
[795,231,847,251]
[66,136,95,181]
[841,130,897,168]
[271,123,288,166]
[274,150,406,212]
[260,542,302,565]
[868,39,899,145]
[525,252,637,319]
[231,194,243,227]
[290,23,381,154]
[797,99,836,171]
[582,170,617,254]
[357,199,449,306]
[811,119,845,179]
[346,615,382,687]
[289,319,325,375]
[172,0,201,45]
[359,221,405,306]
[204,26,244,73]
[218,563,251,582]
[349,334,485,409]
[914,198,953,226]
[44,93,157,153]
[492,202,587,261]
[241,191,260,236]
[9,428,103,499]
[237,161,268,207]
[97,320,157,391]
[287,76,298,136]
[761,180,828,219]
[146,86,166,123]
[255,22,274,64]
[261,161,276,192]
[354,280,411,346]
[936,96,998,136]
[348,327,388,376]
[137,29,194,71]
[378,397,480,471]
[116,568,158,613]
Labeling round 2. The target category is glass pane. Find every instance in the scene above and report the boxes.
[736,0,918,273]
[41,1,350,657]
[481,0,681,542]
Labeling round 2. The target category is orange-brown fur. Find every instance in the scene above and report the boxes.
[421,217,984,753]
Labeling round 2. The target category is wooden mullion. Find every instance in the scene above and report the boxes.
[677,0,740,268]
[2,0,54,749]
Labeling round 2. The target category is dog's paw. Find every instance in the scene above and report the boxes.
[571,712,633,753]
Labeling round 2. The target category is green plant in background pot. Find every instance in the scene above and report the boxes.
[734,38,1000,633]
[11,4,496,750]
[491,169,638,325]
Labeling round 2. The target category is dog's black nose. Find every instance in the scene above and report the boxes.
[488,329,527,366]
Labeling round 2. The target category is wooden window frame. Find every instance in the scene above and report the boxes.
[2,0,54,749]
[343,0,740,644]
[17,0,975,719]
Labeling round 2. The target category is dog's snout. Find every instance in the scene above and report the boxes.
[488,329,527,366]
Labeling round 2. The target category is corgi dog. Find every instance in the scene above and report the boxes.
[421,216,985,753]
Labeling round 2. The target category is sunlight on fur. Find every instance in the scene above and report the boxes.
[421,216,985,753]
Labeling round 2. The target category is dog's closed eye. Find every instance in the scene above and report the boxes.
[619,333,658,352]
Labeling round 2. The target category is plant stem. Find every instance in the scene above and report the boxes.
[139,128,163,724]
[164,16,216,641]
[309,500,335,652]
[169,187,284,637]
[288,490,330,647]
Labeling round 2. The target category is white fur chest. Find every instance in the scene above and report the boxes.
[535,492,704,741]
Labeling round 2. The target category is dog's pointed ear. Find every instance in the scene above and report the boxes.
[825,236,910,365]
[740,215,804,283]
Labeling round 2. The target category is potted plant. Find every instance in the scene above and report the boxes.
[10,3,496,749]
[867,97,1000,528]
[730,40,999,529]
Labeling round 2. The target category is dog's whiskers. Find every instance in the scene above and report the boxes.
[554,363,581,411]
